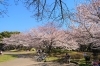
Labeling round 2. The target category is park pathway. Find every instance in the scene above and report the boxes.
[0,52,78,66]
[0,58,43,66]
[0,57,78,66]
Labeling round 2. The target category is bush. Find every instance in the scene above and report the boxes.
[70,53,83,59]
[51,48,68,54]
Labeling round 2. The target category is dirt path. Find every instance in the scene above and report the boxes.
[0,58,44,66]
[0,58,77,66]
[0,52,77,66]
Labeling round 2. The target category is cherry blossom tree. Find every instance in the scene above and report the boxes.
[28,22,79,52]
[68,0,100,60]
[2,33,34,50]
[2,22,79,51]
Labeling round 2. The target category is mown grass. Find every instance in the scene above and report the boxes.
[0,50,36,63]
[45,51,92,66]
[45,56,59,62]
[0,55,16,62]
[0,49,93,66]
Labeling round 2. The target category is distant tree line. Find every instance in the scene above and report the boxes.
[0,31,20,51]
[0,31,20,41]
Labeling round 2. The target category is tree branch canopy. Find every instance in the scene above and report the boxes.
[0,0,75,25]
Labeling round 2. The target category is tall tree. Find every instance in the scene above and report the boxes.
[28,22,78,50]
[73,0,100,47]
[2,22,79,51]
[70,0,100,60]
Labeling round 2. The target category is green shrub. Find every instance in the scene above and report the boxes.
[51,48,68,54]
[70,53,83,59]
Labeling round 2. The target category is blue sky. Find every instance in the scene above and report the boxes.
[0,0,84,32]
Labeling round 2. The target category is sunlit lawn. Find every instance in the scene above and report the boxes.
[0,50,35,63]
[0,49,93,66]
[46,56,59,62]
[0,54,16,62]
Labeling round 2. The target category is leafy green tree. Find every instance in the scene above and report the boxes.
[0,35,3,41]
[1,31,11,38]
[0,31,20,41]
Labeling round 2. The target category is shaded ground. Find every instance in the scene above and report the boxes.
[0,58,77,66]
[29,62,78,66]
[0,52,78,66]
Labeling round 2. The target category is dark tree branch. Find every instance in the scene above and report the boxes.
[49,0,57,19]
[42,0,46,16]
[59,0,63,19]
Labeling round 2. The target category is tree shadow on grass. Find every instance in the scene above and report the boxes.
[51,57,79,66]
[79,64,91,66]
[5,53,35,58]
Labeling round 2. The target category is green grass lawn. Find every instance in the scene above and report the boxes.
[0,50,93,66]
[0,50,35,63]
[0,55,16,62]
[45,56,59,62]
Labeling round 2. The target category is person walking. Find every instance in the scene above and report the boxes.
[65,53,71,64]
[0,50,2,55]
[83,52,90,64]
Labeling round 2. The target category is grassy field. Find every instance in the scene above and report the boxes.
[0,50,93,66]
[0,54,16,62]
[0,51,35,63]
[46,56,59,62]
